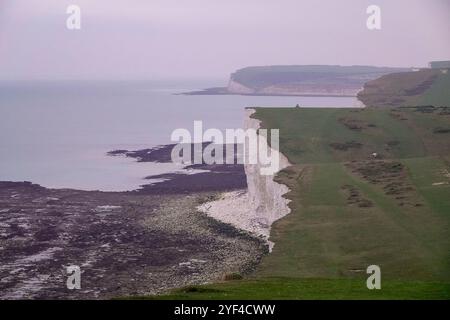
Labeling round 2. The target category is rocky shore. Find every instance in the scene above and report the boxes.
[0,144,267,299]
[109,143,247,194]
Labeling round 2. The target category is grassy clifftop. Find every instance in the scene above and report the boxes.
[139,106,450,300]
[357,69,450,107]
[254,107,450,285]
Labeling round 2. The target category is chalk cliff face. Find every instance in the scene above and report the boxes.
[227,79,255,94]
[229,81,362,96]
[243,109,291,234]
[256,84,362,96]
[198,109,291,251]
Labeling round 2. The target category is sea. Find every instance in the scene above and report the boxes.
[0,80,359,191]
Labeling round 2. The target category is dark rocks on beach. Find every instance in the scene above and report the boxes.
[140,167,247,194]
[0,142,259,299]
[107,144,179,163]
[109,143,248,194]
[0,181,266,299]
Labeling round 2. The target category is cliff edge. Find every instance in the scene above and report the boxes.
[197,109,291,251]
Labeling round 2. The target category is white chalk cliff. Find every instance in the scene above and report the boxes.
[198,109,291,251]
[227,79,255,94]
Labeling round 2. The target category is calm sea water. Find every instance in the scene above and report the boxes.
[0,80,359,191]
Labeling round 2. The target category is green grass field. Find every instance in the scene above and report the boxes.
[418,71,450,106]
[140,278,449,300]
[138,107,450,300]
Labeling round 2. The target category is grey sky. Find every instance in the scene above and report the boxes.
[0,0,449,80]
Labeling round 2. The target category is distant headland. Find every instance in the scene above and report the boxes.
[183,65,413,97]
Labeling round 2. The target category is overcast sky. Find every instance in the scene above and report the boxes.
[0,0,449,80]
